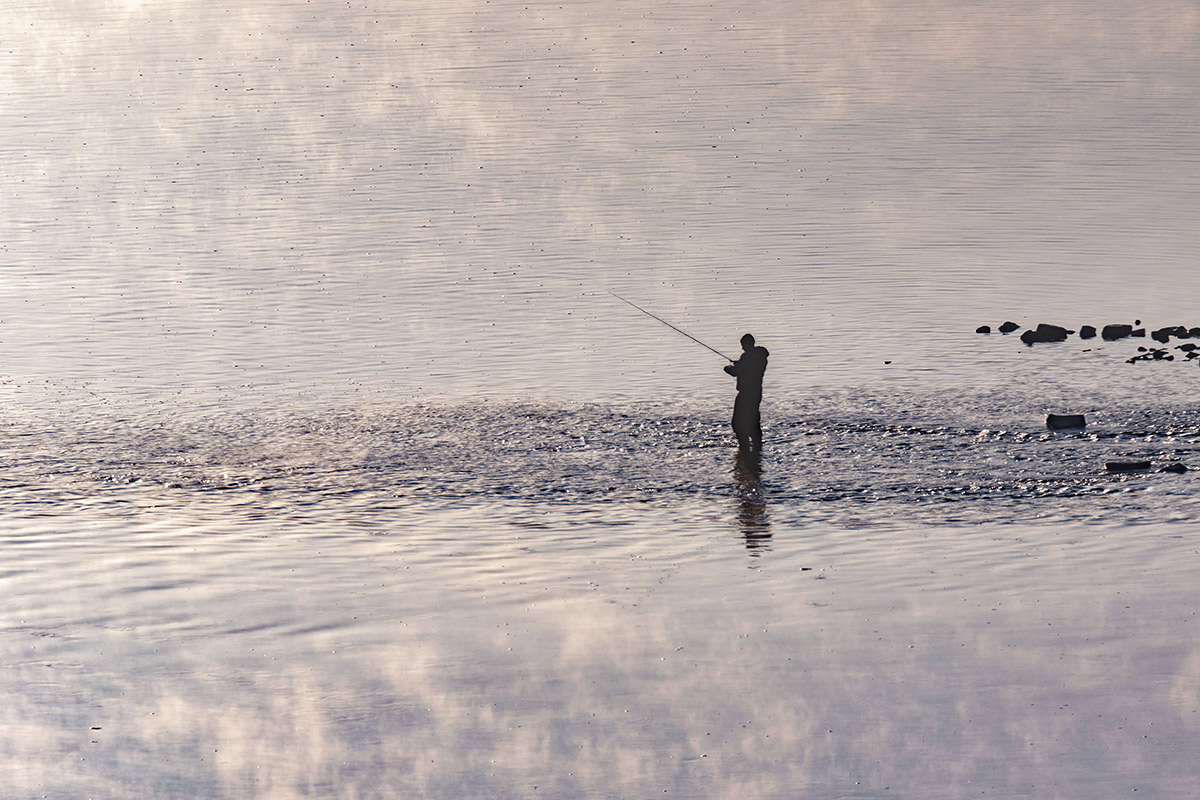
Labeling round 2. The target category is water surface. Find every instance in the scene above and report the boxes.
[3,1,1200,797]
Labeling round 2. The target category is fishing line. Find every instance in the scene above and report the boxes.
[607,291,734,361]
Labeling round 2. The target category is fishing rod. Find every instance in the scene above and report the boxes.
[607,291,734,362]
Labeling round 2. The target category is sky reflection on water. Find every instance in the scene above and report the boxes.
[6,502,1200,799]
[3,0,1200,400]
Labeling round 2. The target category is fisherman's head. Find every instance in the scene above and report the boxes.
[740,333,756,351]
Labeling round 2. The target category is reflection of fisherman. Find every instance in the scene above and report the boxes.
[734,451,771,552]
[724,333,769,452]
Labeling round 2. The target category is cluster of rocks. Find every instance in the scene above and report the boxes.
[975,320,1104,343]
[977,320,1200,363]
[977,324,1197,474]
[1127,344,1200,363]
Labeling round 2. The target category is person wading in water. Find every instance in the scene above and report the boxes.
[724,333,769,453]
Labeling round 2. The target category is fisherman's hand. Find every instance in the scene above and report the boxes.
[723,364,736,375]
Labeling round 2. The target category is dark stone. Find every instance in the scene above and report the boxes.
[1046,413,1086,429]
[1179,343,1198,351]
[998,321,1020,333]
[1106,460,1152,472]
[1021,323,1071,345]
[1079,325,1097,339]
[1132,328,1145,337]
[1102,324,1133,340]
[1190,327,1200,338]
[976,325,991,334]
[1035,323,1070,341]
[1152,325,1189,344]
[1161,463,1188,473]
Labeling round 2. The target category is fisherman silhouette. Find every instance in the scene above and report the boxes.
[724,333,768,453]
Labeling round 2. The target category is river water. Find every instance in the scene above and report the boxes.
[3,1,1200,798]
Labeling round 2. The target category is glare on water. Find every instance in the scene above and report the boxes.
[3,1,1200,797]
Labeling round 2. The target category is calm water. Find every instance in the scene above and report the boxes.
[3,1,1200,797]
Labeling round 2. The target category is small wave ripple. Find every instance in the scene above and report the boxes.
[2,386,1198,530]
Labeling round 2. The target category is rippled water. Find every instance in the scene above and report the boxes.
[4,1,1200,797]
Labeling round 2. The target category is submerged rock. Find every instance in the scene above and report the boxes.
[1046,413,1086,429]
[1161,463,1188,474]
[1127,348,1173,363]
[1106,460,1152,472]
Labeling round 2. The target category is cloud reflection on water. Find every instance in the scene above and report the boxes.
[5,494,1200,798]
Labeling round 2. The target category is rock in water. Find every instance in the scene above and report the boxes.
[1151,325,1190,343]
[1021,323,1072,344]
[976,325,992,334]
[998,321,1020,333]
[1046,413,1086,429]
[1160,463,1188,473]
[1079,325,1097,339]
[1127,347,1173,363]
[1102,324,1133,340]
[1106,460,1152,472]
